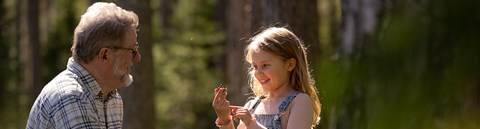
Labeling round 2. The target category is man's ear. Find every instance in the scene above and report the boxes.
[98,47,109,61]
[287,58,296,71]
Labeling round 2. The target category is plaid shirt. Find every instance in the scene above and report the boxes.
[26,57,123,129]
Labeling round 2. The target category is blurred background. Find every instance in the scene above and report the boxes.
[0,0,479,128]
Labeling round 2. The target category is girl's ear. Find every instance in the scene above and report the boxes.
[287,58,296,71]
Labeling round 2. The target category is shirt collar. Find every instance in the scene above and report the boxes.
[66,57,109,99]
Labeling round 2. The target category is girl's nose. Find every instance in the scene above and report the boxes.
[254,69,263,76]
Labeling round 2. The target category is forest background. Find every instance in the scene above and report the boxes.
[0,0,479,129]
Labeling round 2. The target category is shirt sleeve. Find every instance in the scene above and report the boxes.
[26,99,54,129]
[51,94,100,129]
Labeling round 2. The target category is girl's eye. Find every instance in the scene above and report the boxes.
[262,64,269,68]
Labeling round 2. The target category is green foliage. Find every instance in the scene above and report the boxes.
[0,0,84,128]
[0,0,33,128]
[317,0,480,129]
[42,0,79,83]
[152,0,224,128]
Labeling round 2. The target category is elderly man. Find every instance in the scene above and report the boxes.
[26,2,140,129]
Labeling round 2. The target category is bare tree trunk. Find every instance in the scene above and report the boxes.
[328,0,341,53]
[0,0,5,108]
[333,0,383,129]
[160,0,175,41]
[18,0,42,106]
[27,0,41,103]
[116,0,155,129]
[340,0,381,57]
[14,0,24,128]
[1,0,25,128]
[225,0,252,105]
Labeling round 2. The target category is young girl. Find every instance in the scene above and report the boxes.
[213,27,321,129]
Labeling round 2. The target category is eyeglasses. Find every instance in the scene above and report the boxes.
[106,43,139,59]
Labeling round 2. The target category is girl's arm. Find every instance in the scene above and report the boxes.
[216,115,235,129]
[213,87,234,129]
[286,93,315,129]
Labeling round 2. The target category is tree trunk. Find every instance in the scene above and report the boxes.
[225,0,251,105]
[18,0,42,106]
[116,0,155,129]
[340,0,381,57]
[334,0,383,129]
[27,0,41,103]
[160,0,175,41]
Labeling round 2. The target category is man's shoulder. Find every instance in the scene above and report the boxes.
[48,70,84,91]
[28,70,90,119]
[27,70,100,129]
[39,70,90,105]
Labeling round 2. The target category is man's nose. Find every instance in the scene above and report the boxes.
[133,52,141,62]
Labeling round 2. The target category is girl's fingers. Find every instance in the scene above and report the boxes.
[213,88,226,103]
[229,105,242,114]
[218,88,228,101]
[213,90,220,105]
[218,99,229,107]
[225,100,230,107]
[220,88,226,96]
[229,105,243,109]
[213,87,233,117]
[233,109,251,118]
[212,87,224,105]
[214,87,222,94]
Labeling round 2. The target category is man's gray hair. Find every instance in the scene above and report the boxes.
[71,2,139,63]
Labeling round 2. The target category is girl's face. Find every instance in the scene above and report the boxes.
[250,50,293,93]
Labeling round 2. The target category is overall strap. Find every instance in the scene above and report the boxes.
[249,96,265,113]
[273,92,301,128]
[278,92,301,113]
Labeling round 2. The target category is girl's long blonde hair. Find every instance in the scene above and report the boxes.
[245,27,321,127]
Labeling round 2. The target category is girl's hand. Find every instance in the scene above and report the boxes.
[231,106,255,126]
[212,87,231,121]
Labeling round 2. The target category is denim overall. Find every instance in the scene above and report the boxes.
[248,92,300,129]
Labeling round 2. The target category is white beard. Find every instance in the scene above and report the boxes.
[114,57,134,87]
[123,74,133,87]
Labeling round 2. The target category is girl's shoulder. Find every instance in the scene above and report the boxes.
[291,92,313,106]
[293,92,309,99]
